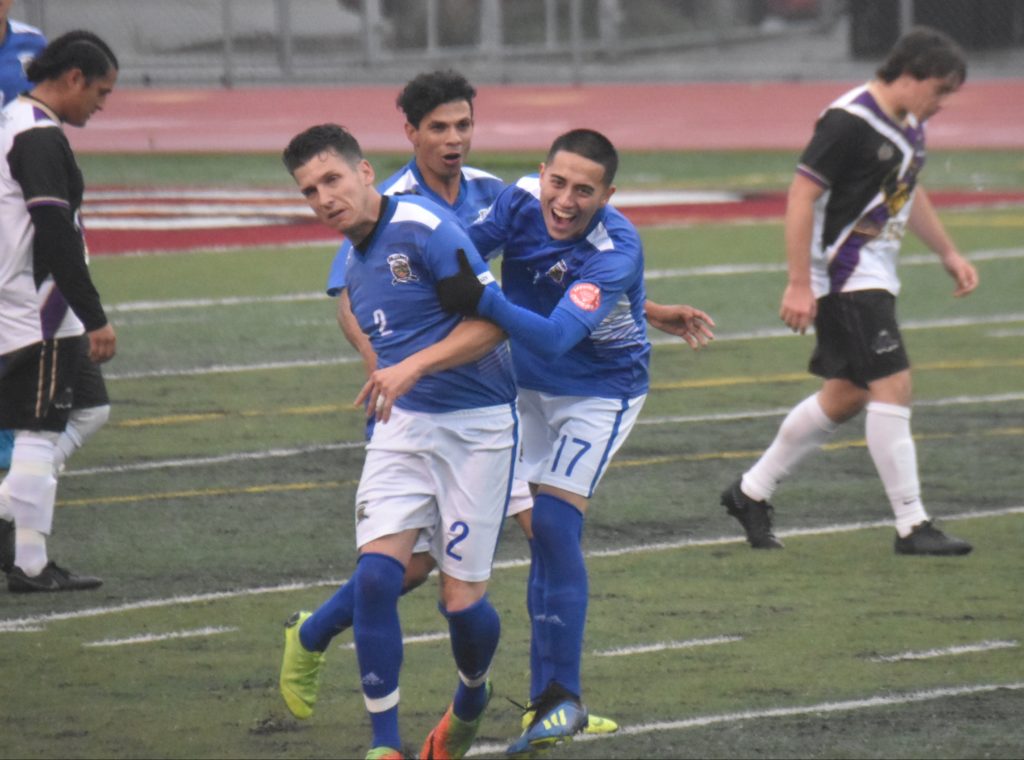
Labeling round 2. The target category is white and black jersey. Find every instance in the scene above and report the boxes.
[797,84,927,298]
[0,95,106,356]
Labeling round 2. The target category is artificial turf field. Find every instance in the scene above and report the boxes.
[1,149,1022,759]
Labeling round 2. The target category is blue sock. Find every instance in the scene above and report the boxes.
[300,582,355,652]
[443,594,500,722]
[531,493,587,699]
[526,538,548,702]
[352,552,405,750]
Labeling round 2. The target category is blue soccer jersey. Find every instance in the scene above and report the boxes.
[468,175,650,399]
[345,194,516,413]
[326,159,504,295]
[0,19,46,107]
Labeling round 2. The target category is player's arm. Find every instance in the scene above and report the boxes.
[11,129,115,362]
[336,288,377,375]
[644,300,715,349]
[779,171,824,334]
[355,318,506,422]
[908,185,978,297]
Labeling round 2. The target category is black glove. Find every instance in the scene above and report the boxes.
[436,248,485,315]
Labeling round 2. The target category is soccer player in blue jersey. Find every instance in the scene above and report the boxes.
[437,128,655,755]
[719,27,977,556]
[0,0,45,108]
[281,123,519,760]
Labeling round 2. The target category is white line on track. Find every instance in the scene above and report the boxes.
[466,681,1024,756]
[870,640,1019,662]
[2,505,1021,633]
[593,635,743,657]
[101,312,1024,381]
[59,391,1024,479]
[83,626,239,648]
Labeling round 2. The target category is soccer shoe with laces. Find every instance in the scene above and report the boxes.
[421,681,492,759]
[506,683,588,757]
[720,478,784,549]
[0,518,13,574]
[365,747,403,760]
[279,611,326,719]
[895,521,972,556]
[521,707,619,735]
[7,561,102,592]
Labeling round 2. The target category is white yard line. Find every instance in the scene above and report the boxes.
[83,626,239,648]
[2,505,1021,633]
[466,681,1024,756]
[870,640,1019,662]
[593,635,743,657]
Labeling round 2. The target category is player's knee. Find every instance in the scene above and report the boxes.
[69,404,111,442]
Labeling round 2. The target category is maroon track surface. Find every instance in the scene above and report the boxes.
[69,80,1024,154]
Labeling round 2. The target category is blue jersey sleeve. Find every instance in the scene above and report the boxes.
[325,240,351,296]
[467,183,520,260]
[424,219,492,281]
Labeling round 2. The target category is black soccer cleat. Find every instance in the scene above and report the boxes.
[720,478,784,549]
[894,521,972,556]
[7,561,103,593]
[0,518,14,574]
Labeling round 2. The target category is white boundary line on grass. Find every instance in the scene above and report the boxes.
[870,639,1019,663]
[466,681,1024,756]
[1,505,1021,633]
[593,635,744,657]
[82,626,239,648]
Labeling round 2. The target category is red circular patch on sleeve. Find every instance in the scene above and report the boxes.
[569,282,601,312]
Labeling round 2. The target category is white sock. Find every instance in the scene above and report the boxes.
[6,431,59,571]
[743,393,839,502]
[53,404,110,474]
[0,479,11,522]
[865,401,928,537]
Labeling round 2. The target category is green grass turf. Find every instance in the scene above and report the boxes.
[2,156,1022,757]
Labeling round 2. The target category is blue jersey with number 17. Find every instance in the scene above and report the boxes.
[346,194,516,413]
[469,175,650,399]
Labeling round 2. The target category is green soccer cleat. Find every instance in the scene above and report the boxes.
[365,747,403,760]
[521,707,619,735]
[421,681,492,759]
[279,611,325,719]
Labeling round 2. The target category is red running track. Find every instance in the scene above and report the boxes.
[69,80,1024,155]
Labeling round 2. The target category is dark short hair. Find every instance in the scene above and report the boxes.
[282,123,363,174]
[876,26,967,85]
[546,128,619,186]
[396,69,476,128]
[26,30,118,84]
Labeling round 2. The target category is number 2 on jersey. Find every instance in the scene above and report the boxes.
[373,308,393,336]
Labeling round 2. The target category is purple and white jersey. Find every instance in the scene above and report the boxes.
[345,193,516,413]
[0,96,86,354]
[797,84,927,298]
[325,158,504,295]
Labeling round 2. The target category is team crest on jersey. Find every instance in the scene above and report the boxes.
[877,142,895,161]
[546,260,568,283]
[387,253,419,284]
[569,282,601,312]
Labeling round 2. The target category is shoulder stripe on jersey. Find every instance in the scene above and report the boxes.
[587,221,615,252]
[515,175,541,198]
[382,169,418,196]
[462,166,502,181]
[841,103,915,173]
[10,19,45,35]
[391,199,442,229]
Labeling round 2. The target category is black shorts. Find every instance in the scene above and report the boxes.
[808,290,910,389]
[0,337,81,432]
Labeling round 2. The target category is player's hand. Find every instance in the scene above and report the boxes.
[646,303,716,350]
[943,252,979,297]
[779,283,816,334]
[436,249,484,315]
[354,360,423,423]
[87,323,116,363]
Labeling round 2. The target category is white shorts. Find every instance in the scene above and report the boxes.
[355,403,517,582]
[506,477,533,517]
[517,389,646,499]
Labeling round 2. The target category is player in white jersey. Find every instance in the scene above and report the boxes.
[719,27,977,556]
[0,30,118,592]
[437,128,658,755]
[280,123,518,760]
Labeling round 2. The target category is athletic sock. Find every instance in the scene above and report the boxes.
[301,581,355,652]
[743,393,838,502]
[865,401,928,537]
[352,552,405,751]
[526,537,548,701]
[443,594,500,722]
[531,493,587,699]
[53,405,110,474]
[6,432,58,574]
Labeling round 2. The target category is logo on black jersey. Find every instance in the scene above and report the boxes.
[877,142,895,161]
[386,253,419,285]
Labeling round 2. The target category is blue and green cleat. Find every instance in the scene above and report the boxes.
[421,681,492,759]
[506,684,588,757]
